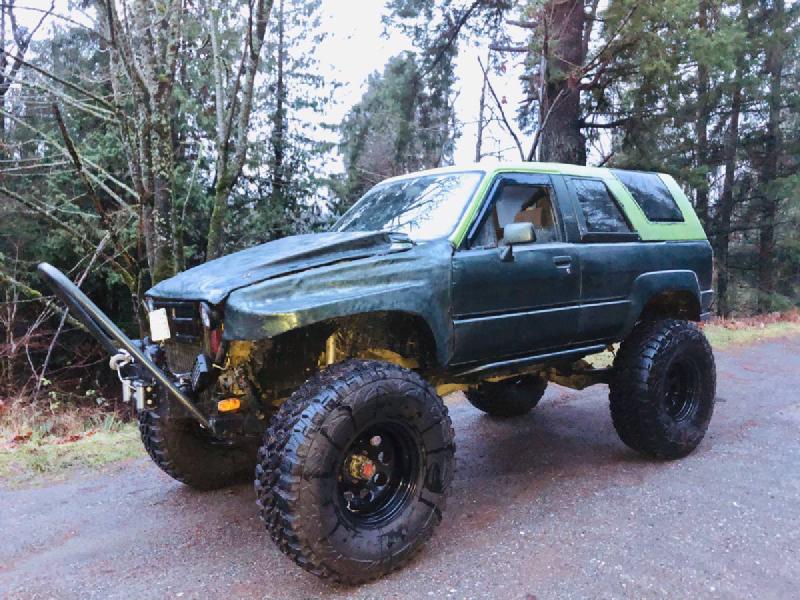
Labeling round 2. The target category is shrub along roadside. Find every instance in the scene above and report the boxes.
[702,311,800,347]
[0,425,141,487]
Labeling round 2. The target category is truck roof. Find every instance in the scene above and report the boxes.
[382,161,649,183]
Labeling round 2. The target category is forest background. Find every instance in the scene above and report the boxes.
[0,0,797,428]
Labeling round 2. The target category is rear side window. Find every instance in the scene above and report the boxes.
[612,170,684,222]
[570,178,631,233]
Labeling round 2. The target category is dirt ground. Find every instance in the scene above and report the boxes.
[2,336,799,599]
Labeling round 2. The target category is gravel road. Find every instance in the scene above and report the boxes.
[2,336,799,600]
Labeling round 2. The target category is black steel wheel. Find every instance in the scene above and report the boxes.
[255,360,455,584]
[663,357,702,421]
[337,423,421,528]
[610,319,716,459]
[465,374,547,417]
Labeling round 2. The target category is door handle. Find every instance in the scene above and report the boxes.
[553,256,572,274]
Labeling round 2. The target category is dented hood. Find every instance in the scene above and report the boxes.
[147,231,411,304]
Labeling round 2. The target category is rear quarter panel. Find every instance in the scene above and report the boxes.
[576,240,713,342]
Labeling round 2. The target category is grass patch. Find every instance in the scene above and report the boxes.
[702,320,800,348]
[0,424,143,487]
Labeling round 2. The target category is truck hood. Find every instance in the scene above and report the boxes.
[147,231,412,304]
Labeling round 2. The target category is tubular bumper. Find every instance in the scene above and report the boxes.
[37,263,211,430]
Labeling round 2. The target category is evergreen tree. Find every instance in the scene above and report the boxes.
[335,52,458,210]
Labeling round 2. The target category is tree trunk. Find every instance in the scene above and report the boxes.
[475,50,490,162]
[98,0,183,285]
[757,0,785,313]
[206,0,273,260]
[269,0,287,224]
[150,105,177,283]
[715,37,745,317]
[537,0,586,165]
[1,5,6,159]
[694,0,711,228]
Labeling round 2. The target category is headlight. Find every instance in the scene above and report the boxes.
[199,302,213,328]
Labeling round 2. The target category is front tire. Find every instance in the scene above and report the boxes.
[255,360,455,584]
[609,319,716,459]
[138,403,258,490]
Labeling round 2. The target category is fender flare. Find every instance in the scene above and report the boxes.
[623,269,702,333]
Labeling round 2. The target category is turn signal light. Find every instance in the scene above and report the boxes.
[217,398,241,413]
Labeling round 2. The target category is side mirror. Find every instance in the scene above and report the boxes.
[503,222,536,245]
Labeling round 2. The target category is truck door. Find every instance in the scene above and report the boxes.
[563,176,641,344]
[450,173,581,365]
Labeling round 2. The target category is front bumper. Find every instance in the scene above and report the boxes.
[37,263,212,431]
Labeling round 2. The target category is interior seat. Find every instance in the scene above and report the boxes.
[513,191,556,242]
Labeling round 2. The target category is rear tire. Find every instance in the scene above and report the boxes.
[465,374,547,417]
[254,360,455,584]
[609,319,716,459]
[138,403,258,490]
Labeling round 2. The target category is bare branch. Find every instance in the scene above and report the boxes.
[0,184,135,289]
[34,234,109,398]
[478,56,524,160]
[423,0,485,77]
[52,103,136,270]
[596,152,614,167]
[0,266,86,332]
[489,43,529,53]
[0,108,138,206]
[506,18,538,29]
[5,3,105,38]
[581,5,637,79]
[2,51,115,110]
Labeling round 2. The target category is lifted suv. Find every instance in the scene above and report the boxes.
[40,161,716,584]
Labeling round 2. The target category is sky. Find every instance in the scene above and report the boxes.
[12,0,528,165]
[315,2,526,163]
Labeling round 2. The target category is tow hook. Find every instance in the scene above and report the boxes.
[122,380,157,411]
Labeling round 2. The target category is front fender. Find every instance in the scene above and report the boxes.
[222,240,454,366]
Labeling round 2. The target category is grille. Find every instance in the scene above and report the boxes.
[164,339,204,374]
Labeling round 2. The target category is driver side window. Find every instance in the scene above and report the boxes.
[471,181,560,249]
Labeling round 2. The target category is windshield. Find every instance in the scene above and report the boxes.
[333,171,484,241]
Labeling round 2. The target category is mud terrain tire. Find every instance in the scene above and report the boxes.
[609,319,716,459]
[138,404,258,490]
[465,374,547,417]
[254,360,455,584]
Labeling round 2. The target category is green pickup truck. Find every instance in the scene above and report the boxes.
[39,161,716,584]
